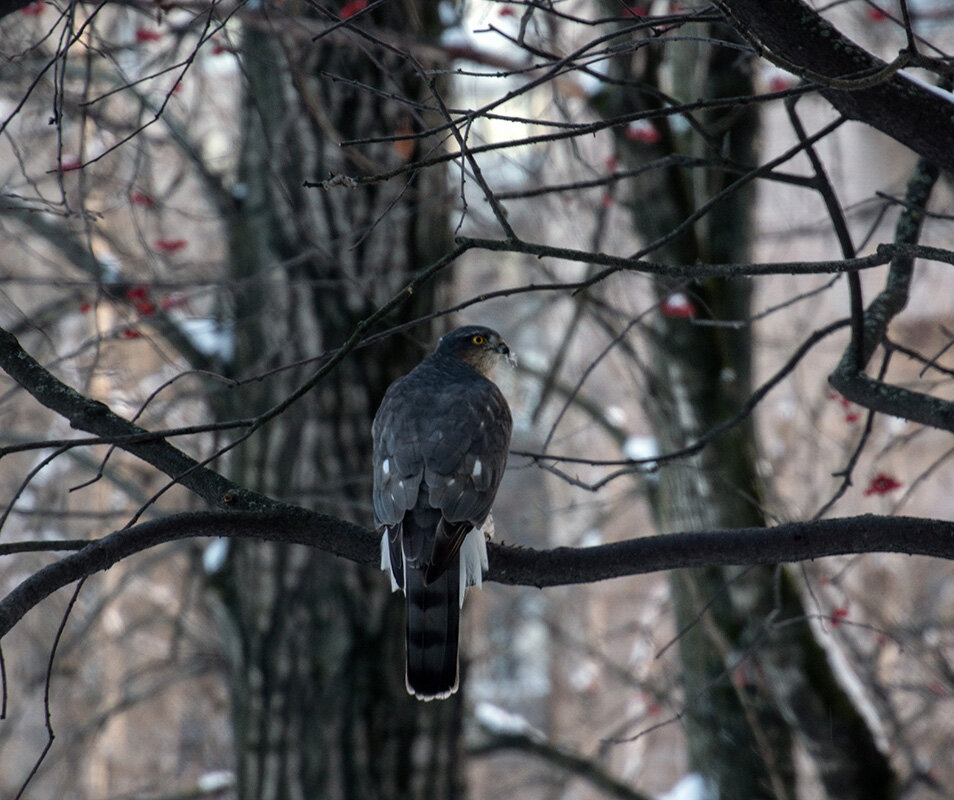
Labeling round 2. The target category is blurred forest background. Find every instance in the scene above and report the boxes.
[1,1,954,798]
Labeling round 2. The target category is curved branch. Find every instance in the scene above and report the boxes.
[829,158,950,430]
[3,510,954,641]
[716,0,954,172]
[0,509,374,640]
[471,722,652,800]
[0,326,263,512]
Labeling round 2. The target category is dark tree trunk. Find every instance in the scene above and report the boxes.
[206,6,464,798]
[596,16,894,800]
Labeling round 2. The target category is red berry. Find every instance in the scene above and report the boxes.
[154,239,188,253]
[339,0,367,18]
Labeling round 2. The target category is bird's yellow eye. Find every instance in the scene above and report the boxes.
[472,334,486,346]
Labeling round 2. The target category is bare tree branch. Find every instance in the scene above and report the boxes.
[471,719,652,800]
[3,510,954,642]
[716,0,954,171]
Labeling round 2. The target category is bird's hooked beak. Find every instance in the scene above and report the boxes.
[497,340,517,368]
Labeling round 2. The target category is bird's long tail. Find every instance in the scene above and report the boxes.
[404,559,461,700]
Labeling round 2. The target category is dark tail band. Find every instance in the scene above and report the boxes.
[404,561,460,700]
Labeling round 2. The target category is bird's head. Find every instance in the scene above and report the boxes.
[436,325,516,376]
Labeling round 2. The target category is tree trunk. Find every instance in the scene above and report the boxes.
[597,16,894,799]
[207,7,464,798]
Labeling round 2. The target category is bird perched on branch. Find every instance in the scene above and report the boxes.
[372,326,514,699]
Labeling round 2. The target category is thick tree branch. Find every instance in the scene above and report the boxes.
[716,0,954,172]
[3,510,954,641]
[0,326,270,512]
[829,157,950,430]
[0,510,372,640]
[858,158,941,363]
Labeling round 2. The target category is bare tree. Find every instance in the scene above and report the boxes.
[1,1,954,798]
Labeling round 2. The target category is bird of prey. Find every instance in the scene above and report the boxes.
[372,326,514,700]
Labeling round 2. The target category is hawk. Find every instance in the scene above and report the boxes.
[372,326,514,699]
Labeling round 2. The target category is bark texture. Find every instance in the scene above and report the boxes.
[597,15,895,800]
[717,0,954,173]
[209,6,464,798]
